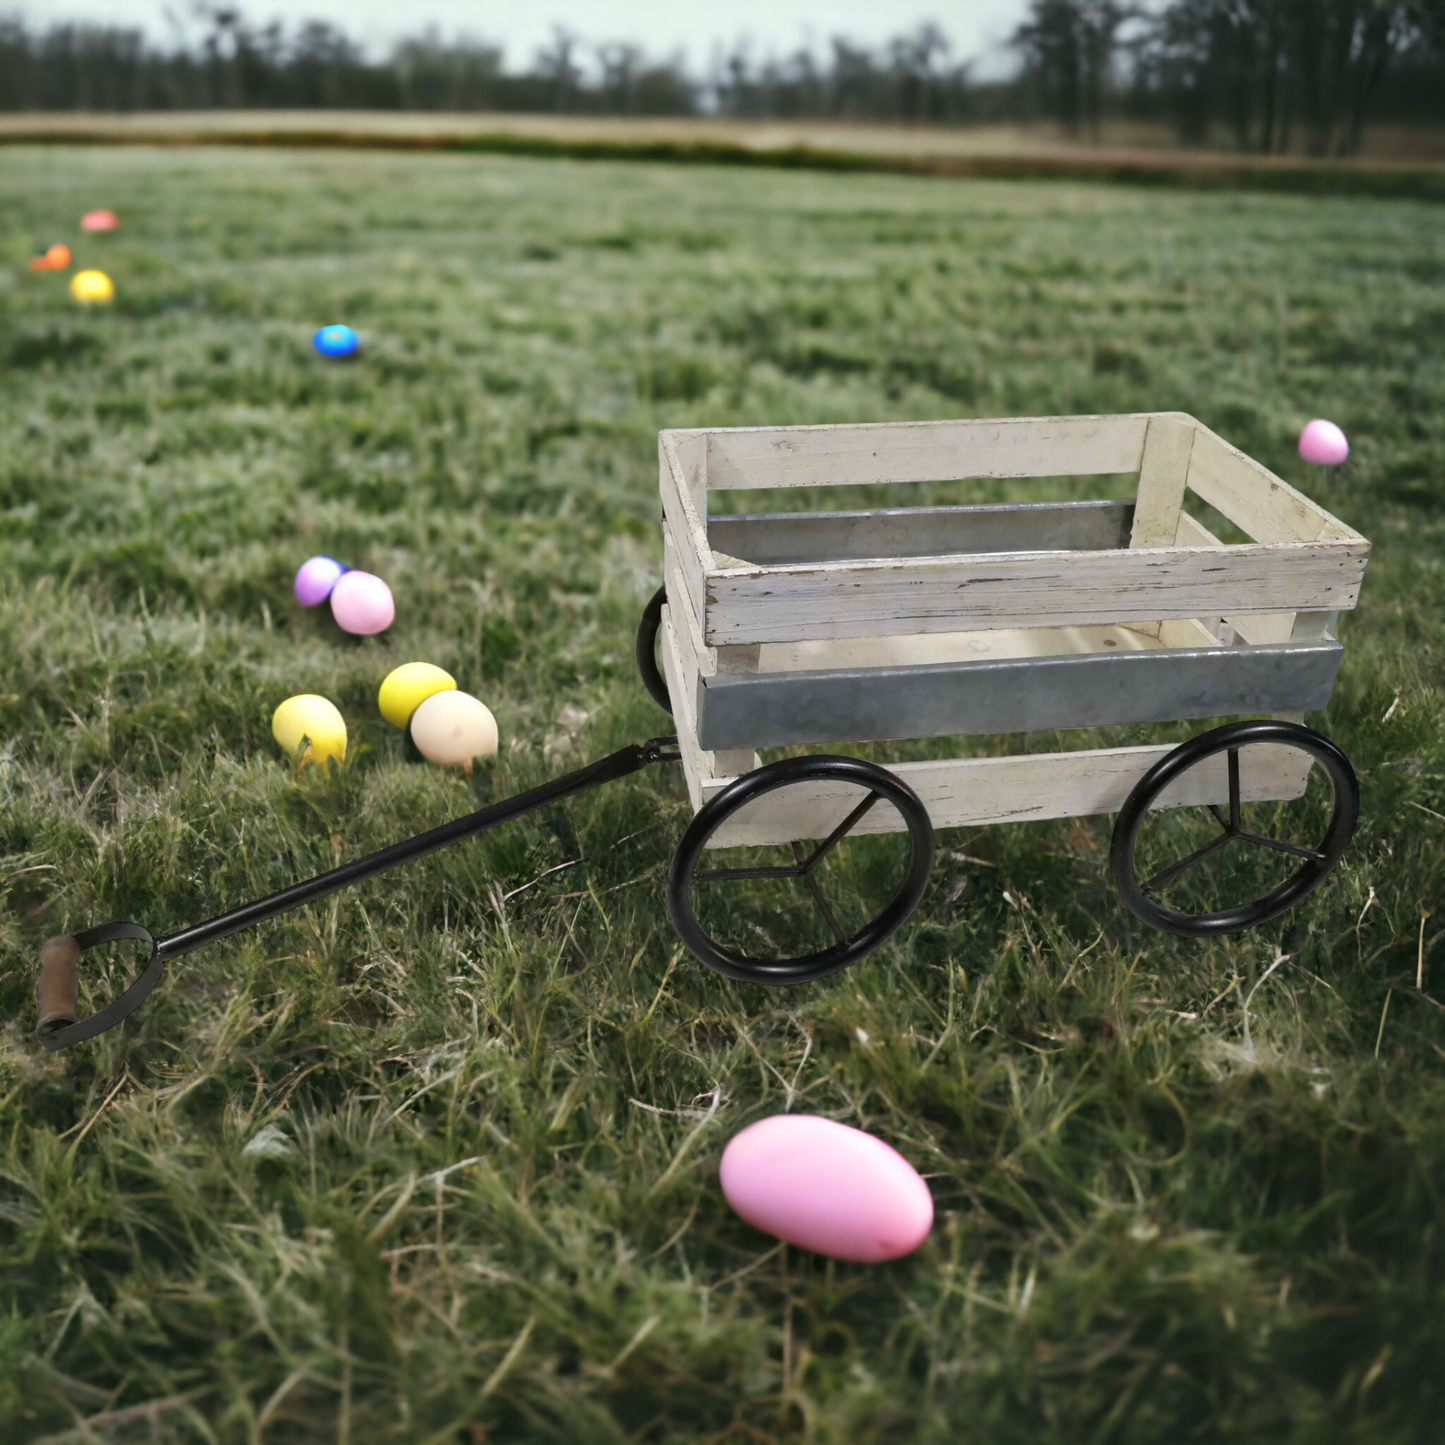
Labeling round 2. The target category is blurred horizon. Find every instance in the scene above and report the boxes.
[13,1,1030,79]
[3,1,1441,155]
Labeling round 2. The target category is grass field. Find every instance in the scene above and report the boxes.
[1,146,1443,1443]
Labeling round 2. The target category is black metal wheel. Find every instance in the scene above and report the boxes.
[636,584,671,715]
[667,755,935,985]
[1111,719,1359,938]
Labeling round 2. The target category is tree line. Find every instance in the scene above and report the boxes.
[0,10,963,121]
[0,2,1441,152]
[1016,1,1445,153]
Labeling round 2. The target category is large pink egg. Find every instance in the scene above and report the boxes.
[719,1114,933,1263]
[294,555,346,607]
[1299,418,1349,466]
[329,570,394,635]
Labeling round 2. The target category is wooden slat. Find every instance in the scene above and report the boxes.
[1290,611,1336,642]
[1174,510,1222,548]
[1125,415,1195,641]
[704,413,1152,491]
[664,527,713,676]
[1157,618,1223,648]
[1130,415,1195,548]
[700,741,1315,847]
[664,531,757,775]
[662,605,758,787]
[1185,423,1361,545]
[661,608,732,812]
[1233,615,1297,644]
[754,622,1163,673]
[662,428,708,513]
[658,437,712,631]
[1175,509,1298,644]
[701,540,1370,645]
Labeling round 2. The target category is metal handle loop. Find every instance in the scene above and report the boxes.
[36,923,163,1052]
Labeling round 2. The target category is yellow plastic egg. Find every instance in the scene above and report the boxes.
[70,269,114,304]
[271,694,347,768]
[378,662,457,729]
[409,691,497,770]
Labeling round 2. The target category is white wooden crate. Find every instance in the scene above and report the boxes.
[655,412,1367,846]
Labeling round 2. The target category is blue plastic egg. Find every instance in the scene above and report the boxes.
[313,324,359,358]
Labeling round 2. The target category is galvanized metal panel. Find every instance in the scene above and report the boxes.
[694,640,1343,751]
[708,498,1135,567]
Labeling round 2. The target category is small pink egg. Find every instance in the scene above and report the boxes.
[329,570,394,635]
[719,1114,933,1263]
[293,555,346,607]
[1299,418,1349,466]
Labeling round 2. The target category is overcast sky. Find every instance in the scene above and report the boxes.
[20,2,1030,78]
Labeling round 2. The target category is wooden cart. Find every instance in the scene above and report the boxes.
[643,411,1370,982]
[33,411,1374,1050]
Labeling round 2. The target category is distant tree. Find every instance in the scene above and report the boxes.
[534,26,583,114]
[889,23,959,122]
[828,38,879,119]
[391,30,506,111]
[1136,1,1428,154]
[595,42,695,116]
[711,24,968,124]
[1012,0,1133,137]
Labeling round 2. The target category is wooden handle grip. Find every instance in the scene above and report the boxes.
[36,936,81,1034]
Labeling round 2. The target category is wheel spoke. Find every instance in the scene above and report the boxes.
[1206,803,1233,834]
[1228,747,1241,831]
[793,842,846,943]
[694,864,801,882]
[799,791,881,873]
[1141,830,1235,895]
[1232,829,1328,864]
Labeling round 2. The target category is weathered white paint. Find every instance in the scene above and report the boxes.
[661,608,756,806]
[698,740,1316,848]
[658,436,711,625]
[700,539,1369,645]
[1130,414,1196,548]
[1185,422,1362,545]
[1176,509,1302,644]
[697,412,1153,491]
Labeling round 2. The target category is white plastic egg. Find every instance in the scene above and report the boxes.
[409,691,498,769]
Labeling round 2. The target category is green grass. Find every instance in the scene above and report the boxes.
[0,145,1443,1443]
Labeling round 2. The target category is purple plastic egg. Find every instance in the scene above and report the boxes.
[294,555,346,607]
[329,570,394,635]
[719,1115,933,1263]
[1299,418,1349,466]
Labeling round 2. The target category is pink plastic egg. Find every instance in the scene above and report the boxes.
[80,209,119,232]
[1299,418,1349,466]
[329,570,394,635]
[293,555,346,607]
[719,1114,933,1263]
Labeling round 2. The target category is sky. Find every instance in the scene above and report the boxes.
[22,1,1031,79]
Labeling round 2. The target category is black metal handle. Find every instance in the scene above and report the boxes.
[37,737,679,1050]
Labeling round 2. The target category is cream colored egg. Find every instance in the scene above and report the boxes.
[409,691,497,769]
[271,694,347,768]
